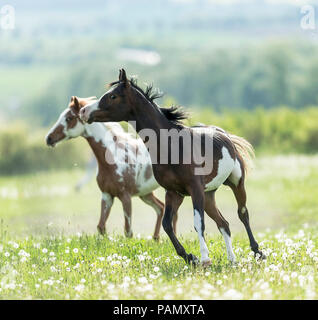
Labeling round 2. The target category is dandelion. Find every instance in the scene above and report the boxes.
[4,252,10,257]
[223,289,243,300]
[138,277,148,284]
[42,248,48,254]
[154,266,160,272]
[50,266,57,272]
[74,284,85,292]
[176,287,183,294]
[46,280,54,286]
[260,282,269,290]
[80,279,86,284]
[73,248,78,254]
[107,284,115,291]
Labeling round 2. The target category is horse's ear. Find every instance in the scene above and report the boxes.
[71,96,80,113]
[119,68,130,87]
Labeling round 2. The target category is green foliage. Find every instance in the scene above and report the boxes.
[12,40,318,127]
[0,123,89,175]
[1,106,317,175]
[0,230,317,299]
[187,106,318,154]
[0,155,317,299]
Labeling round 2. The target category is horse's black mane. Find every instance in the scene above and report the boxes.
[109,78,188,126]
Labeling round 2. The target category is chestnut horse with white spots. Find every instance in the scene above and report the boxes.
[46,96,178,239]
[80,69,265,266]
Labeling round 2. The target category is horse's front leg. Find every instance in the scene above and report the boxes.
[162,190,199,265]
[119,193,133,238]
[97,192,113,235]
[190,186,212,267]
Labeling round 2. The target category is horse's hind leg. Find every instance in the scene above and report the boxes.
[140,192,164,240]
[226,167,264,258]
[119,193,133,238]
[172,211,178,235]
[205,191,236,263]
[189,185,211,267]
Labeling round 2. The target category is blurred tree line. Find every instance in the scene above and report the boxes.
[1,106,318,175]
[15,41,318,126]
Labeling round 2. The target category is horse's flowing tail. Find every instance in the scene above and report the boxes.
[228,133,255,175]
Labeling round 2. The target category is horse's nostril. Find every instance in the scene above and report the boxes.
[46,136,52,145]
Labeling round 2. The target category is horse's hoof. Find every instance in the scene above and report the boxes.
[153,235,160,241]
[125,232,133,238]
[187,253,199,267]
[201,259,212,268]
[255,250,266,260]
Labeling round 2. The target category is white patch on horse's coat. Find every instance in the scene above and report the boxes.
[204,147,235,191]
[100,192,113,226]
[124,211,131,226]
[49,105,159,197]
[241,207,247,214]
[228,158,242,187]
[102,192,113,205]
[220,228,236,263]
[194,209,210,263]
[84,121,159,194]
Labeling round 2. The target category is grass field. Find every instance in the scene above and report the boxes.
[0,155,317,299]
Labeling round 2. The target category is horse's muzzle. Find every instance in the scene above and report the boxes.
[46,135,56,147]
[79,107,90,123]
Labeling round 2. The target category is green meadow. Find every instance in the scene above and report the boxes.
[0,155,317,299]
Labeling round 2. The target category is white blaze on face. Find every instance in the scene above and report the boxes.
[194,209,210,263]
[66,118,85,138]
[46,109,68,145]
[220,228,236,263]
[46,108,84,144]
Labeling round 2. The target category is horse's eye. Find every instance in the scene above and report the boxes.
[66,117,72,122]
[110,95,116,100]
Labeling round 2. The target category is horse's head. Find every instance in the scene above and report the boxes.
[80,69,136,124]
[46,96,95,147]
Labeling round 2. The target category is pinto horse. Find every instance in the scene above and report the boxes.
[46,96,178,239]
[80,70,264,266]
